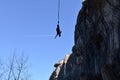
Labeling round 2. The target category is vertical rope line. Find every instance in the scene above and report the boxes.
[58,0,60,24]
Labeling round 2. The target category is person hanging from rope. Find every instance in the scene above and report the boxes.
[55,0,62,39]
[55,24,62,39]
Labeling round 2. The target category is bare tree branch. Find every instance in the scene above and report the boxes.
[7,54,15,80]
[5,51,30,80]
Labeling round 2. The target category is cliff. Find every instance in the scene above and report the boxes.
[50,0,120,80]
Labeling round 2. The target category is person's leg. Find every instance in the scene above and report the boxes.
[55,34,58,39]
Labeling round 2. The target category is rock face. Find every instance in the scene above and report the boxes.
[49,54,70,80]
[50,0,120,80]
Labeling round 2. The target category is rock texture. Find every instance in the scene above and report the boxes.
[50,0,120,80]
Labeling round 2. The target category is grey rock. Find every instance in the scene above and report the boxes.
[50,0,120,80]
[101,64,120,80]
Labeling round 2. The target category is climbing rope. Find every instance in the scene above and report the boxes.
[57,0,60,25]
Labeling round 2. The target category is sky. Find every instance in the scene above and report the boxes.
[0,0,82,80]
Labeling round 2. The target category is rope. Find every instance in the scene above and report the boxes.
[58,0,60,24]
